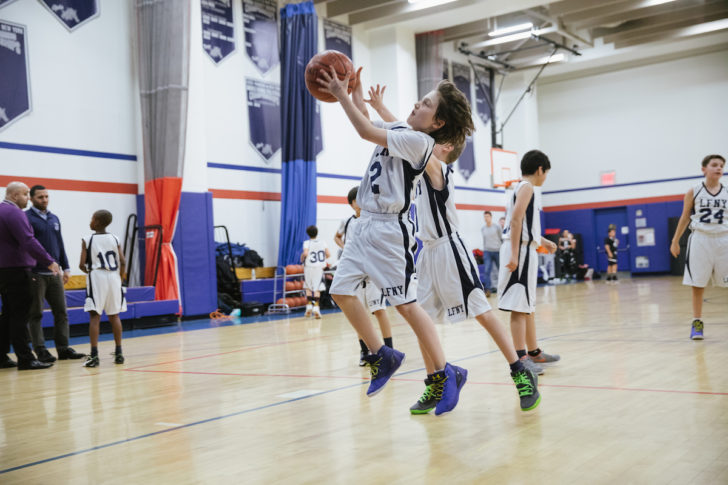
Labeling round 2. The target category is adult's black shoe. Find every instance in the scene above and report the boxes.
[18,360,53,370]
[57,348,86,360]
[1,356,17,368]
[36,348,58,363]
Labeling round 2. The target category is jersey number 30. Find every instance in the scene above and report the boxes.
[698,208,725,224]
[309,250,326,263]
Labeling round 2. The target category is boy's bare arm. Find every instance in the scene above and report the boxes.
[317,66,388,147]
[78,240,88,273]
[670,189,694,257]
[334,232,345,249]
[540,237,557,254]
[300,249,308,263]
[506,184,533,271]
[351,67,369,119]
[118,245,126,279]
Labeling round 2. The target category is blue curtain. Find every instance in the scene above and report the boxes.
[278,1,319,266]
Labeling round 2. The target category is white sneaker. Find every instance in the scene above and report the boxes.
[305,304,312,317]
[313,307,321,319]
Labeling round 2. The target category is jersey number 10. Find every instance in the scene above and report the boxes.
[97,251,119,271]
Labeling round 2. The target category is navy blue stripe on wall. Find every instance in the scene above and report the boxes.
[0,141,137,161]
[544,173,728,195]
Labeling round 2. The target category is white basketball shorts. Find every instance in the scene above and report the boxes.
[683,231,728,288]
[331,211,418,306]
[498,242,538,314]
[304,266,326,292]
[417,233,491,324]
[84,270,127,315]
[359,278,386,313]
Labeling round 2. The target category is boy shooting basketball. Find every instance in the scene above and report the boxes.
[79,210,126,367]
[318,66,472,415]
[670,154,727,340]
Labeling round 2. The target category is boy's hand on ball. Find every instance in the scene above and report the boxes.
[317,65,351,101]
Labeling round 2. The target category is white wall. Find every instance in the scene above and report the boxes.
[537,49,728,207]
[0,0,139,274]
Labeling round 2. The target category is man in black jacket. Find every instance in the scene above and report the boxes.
[25,185,84,362]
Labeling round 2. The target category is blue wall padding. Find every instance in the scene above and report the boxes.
[241,278,284,304]
[173,192,217,316]
[545,199,684,274]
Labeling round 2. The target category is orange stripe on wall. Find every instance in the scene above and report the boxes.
[0,175,137,194]
[209,189,281,201]
[456,203,505,211]
[543,194,684,212]
[317,195,348,204]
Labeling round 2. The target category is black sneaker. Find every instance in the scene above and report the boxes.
[409,378,437,415]
[511,368,541,411]
[36,348,57,363]
[114,353,125,365]
[359,350,368,367]
[83,355,100,368]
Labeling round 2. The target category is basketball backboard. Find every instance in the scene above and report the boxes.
[490,148,520,188]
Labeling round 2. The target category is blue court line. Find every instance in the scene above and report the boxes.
[543,173,728,195]
[0,325,641,475]
[0,141,137,161]
[454,185,504,193]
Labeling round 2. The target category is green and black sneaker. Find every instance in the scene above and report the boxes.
[511,368,541,411]
[409,378,437,415]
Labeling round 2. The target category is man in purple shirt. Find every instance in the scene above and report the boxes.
[0,182,60,370]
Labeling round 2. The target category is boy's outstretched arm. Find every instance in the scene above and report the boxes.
[317,66,388,147]
[670,189,694,257]
[540,237,557,254]
[351,67,369,120]
[365,84,397,123]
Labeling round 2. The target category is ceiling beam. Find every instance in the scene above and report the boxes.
[614,17,728,48]
[326,0,400,18]
[601,7,728,43]
[467,26,558,49]
[548,0,629,17]
[562,0,700,29]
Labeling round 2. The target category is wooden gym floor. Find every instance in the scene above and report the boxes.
[0,275,726,484]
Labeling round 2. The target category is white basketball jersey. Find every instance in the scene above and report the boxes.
[503,181,542,247]
[690,182,728,234]
[303,238,328,268]
[337,215,358,245]
[83,233,121,272]
[356,121,434,215]
[415,161,461,241]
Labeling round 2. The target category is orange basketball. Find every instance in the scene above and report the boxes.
[305,50,356,103]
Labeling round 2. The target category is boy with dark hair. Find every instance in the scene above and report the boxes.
[79,210,126,367]
[498,150,560,372]
[319,66,472,414]
[670,154,727,340]
[302,224,329,319]
[334,186,394,365]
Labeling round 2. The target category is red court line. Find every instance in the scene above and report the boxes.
[0,175,137,194]
[543,194,683,212]
[124,369,728,396]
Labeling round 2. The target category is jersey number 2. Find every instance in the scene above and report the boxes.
[369,161,382,194]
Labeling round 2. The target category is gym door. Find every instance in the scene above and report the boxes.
[594,207,630,272]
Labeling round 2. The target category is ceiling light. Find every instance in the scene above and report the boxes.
[470,26,557,49]
[489,22,533,37]
[536,53,565,64]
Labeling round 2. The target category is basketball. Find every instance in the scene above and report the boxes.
[305,50,356,103]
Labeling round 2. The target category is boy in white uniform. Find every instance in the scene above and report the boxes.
[79,210,126,367]
[318,66,472,414]
[334,186,393,365]
[301,225,329,319]
[498,151,560,370]
[670,154,727,340]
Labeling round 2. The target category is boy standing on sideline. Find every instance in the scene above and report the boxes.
[334,186,394,365]
[481,210,502,296]
[319,65,471,414]
[604,224,619,282]
[25,185,85,362]
[301,225,329,319]
[498,151,561,371]
[670,154,727,340]
[79,210,126,367]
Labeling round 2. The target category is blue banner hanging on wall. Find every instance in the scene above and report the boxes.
[0,20,31,132]
[243,0,278,75]
[474,66,491,125]
[323,19,351,59]
[452,61,476,180]
[201,0,235,64]
[246,78,280,162]
[39,0,98,32]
